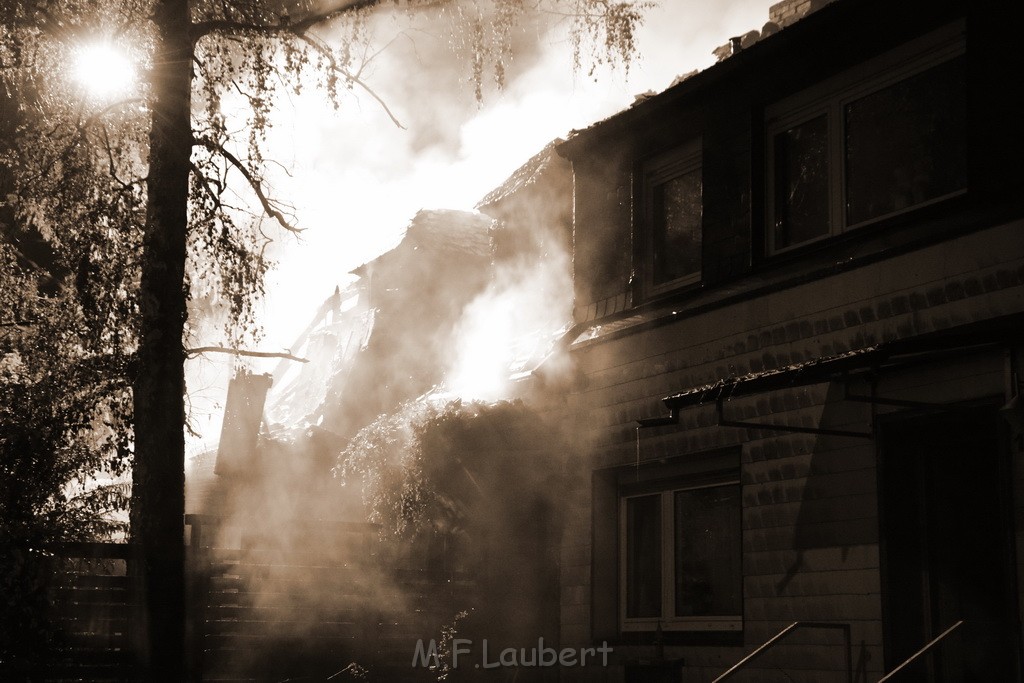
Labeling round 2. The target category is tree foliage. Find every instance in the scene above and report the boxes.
[0,191,136,674]
[336,398,457,539]
[336,398,566,539]
[0,250,135,672]
[1,13,142,663]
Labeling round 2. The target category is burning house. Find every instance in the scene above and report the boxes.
[184,145,578,679]
[183,0,1024,678]
[553,0,1024,680]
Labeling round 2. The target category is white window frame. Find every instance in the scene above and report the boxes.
[641,138,703,296]
[619,478,742,633]
[765,20,967,255]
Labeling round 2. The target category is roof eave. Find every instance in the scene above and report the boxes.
[556,0,846,160]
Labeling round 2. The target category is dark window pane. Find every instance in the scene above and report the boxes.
[846,56,967,225]
[626,494,661,618]
[774,114,830,249]
[652,169,701,284]
[674,484,742,617]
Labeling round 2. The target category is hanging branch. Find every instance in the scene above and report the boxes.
[185,346,309,363]
[193,135,300,232]
[296,33,406,129]
[190,0,380,43]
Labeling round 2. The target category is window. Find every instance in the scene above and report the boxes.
[767,23,966,254]
[642,140,702,294]
[772,114,831,250]
[620,476,742,631]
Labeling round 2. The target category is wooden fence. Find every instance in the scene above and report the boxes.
[43,516,476,682]
[45,542,136,682]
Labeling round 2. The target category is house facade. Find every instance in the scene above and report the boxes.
[555,0,1024,680]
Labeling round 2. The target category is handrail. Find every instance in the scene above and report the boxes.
[713,621,853,683]
[876,620,963,682]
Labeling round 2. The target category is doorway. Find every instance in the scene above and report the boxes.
[879,404,1019,680]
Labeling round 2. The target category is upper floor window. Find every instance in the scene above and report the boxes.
[767,23,966,254]
[642,139,702,294]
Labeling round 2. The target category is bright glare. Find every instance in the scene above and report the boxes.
[447,303,513,401]
[73,43,136,100]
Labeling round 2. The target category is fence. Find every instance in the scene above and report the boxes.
[45,542,136,682]
[43,517,476,682]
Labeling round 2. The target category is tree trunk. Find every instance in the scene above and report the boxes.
[131,0,192,678]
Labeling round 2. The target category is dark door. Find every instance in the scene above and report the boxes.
[879,405,1019,680]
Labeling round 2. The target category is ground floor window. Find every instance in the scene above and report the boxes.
[619,466,742,631]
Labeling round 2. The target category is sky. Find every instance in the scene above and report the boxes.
[184,0,776,458]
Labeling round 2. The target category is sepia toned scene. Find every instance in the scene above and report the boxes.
[1,0,1022,681]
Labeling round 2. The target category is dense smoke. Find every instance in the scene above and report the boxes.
[183,0,772,457]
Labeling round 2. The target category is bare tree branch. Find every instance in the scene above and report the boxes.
[188,160,226,225]
[193,135,300,232]
[29,98,144,186]
[192,0,404,128]
[99,123,145,193]
[185,346,309,363]
[81,98,146,131]
[296,33,406,129]
[190,0,380,43]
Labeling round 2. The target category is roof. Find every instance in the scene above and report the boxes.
[557,0,846,157]
[476,140,565,210]
[351,209,494,275]
[405,209,493,256]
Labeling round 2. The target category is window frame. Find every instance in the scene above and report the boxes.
[641,138,703,296]
[618,475,742,633]
[765,21,967,255]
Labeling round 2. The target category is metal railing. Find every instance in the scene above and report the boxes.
[712,621,853,683]
[876,620,963,682]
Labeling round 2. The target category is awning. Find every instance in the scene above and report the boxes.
[662,345,884,411]
[639,314,1024,432]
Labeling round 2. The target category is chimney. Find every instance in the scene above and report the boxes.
[215,370,273,477]
[769,0,835,28]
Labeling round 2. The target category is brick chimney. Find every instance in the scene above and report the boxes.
[714,0,837,62]
[769,0,836,29]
